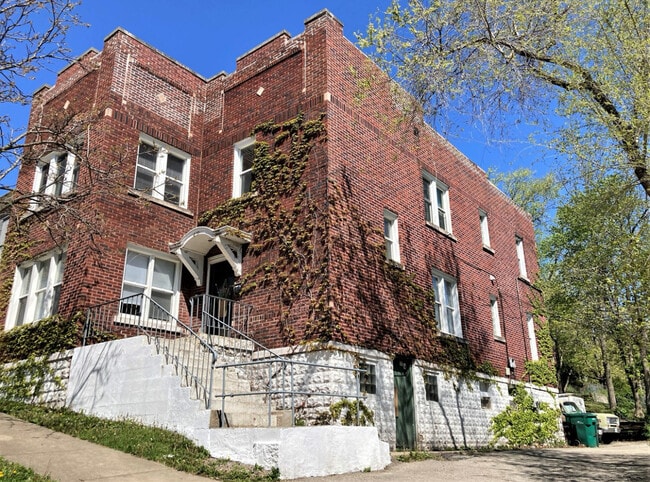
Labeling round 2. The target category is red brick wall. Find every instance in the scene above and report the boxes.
[2,13,542,382]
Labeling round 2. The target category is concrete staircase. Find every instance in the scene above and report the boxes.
[158,333,293,428]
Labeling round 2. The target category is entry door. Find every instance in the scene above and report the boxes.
[394,357,416,449]
[206,259,235,335]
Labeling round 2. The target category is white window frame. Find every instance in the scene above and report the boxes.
[423,172,451,233]
[119,246,182,328]
[425,372,439,402]
[527,313,539,361]
[134,135,190,208]
[432,269,462,337]
[479,210,491,248]
[232,137,256,198]
[31,151,78,209]
[0,215,8,259]
[490,295,503,339]
[5,251,65,331]
[383,209,401,264]
[515,236,528,279]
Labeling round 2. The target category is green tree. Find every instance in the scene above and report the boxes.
[539,175,650,417]
[359,0,650,197]
[488,167,559,235]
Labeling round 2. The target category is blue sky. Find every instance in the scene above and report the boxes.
[9,0,546,179]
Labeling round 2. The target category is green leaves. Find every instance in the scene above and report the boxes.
[490,384,560,447]
[359,0,650,196]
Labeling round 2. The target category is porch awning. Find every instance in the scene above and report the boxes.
[169,225,252,285]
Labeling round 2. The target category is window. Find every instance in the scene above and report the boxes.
[6,251,64,330]
[120,247,180,321]
[479,380,492,409]
[479,210,491,248]
[515,236,528,279]
[134,137,190,207]
[232,137,255,197]
[0,216,8,259]
[31,152,78,207]
[425,373,439,402]
[432,269,462,337]
[527,313,539,361]
[423,173,451,232]
[359,361,377,395]
[490,295,502,339]
[383,210,401,263]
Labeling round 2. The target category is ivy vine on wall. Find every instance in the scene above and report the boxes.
[199,113,336,344]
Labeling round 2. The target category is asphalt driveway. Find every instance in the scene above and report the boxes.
[293,441,650,481]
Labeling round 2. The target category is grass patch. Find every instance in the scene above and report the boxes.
[395,451,442,463]
[0,400,279,481]
[0,456,54,481]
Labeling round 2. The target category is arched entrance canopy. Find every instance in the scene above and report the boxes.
[169,226,252,285]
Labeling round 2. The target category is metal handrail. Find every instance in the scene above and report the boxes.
[83,293,218,408]
[193,295,364,427]
[83,293,367,426]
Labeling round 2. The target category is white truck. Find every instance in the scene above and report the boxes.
[558,393,621,443]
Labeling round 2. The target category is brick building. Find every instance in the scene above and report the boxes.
[1,10,552,450]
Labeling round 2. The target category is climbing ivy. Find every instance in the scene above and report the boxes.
[199,113,334,344]
[0,314,80,363]
[524,318,557,386]
[0,355,64,403]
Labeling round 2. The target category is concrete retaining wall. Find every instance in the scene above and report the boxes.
[65,336,390,479]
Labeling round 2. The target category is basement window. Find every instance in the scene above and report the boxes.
[425,373,439,402]
[480,380,492,409]
[359,361,377,395]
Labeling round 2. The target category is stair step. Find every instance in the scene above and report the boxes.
[209,409,293,428]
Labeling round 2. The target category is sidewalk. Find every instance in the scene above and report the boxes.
[0,412,209,481]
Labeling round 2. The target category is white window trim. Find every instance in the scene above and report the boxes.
[383,209,401,264]
[0,216,8,260]
[134,135,191,208]
[516,236,528,279]
[479,210,491,248]
[527,313,539,361]
[232,137,255,198]
[423,172,452,233]
[118,245,182,330]
[490,295,503,339]
[432,269,462,338]
[30,151,78,210]
[5,250,65,331]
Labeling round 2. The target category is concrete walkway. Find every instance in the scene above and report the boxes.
[0,412,209,481]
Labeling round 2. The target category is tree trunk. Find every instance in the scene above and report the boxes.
[639,328,650,420]
[599,335,617,411]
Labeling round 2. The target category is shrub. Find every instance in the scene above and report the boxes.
[490,384,560,448]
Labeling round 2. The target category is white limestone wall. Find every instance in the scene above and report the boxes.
[0,350,73,408]
[65,336,391,479]
[209,426,390,480]
[270,342,558,450]
[66,336,212,448]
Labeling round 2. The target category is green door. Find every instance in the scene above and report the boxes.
[394,357,416,449]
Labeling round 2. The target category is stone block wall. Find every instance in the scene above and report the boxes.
[0,350,73,408]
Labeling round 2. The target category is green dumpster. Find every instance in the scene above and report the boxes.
[565,412,599,447]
